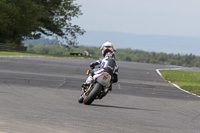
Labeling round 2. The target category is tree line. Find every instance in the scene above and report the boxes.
[25,44,200,67]
[0,0,84,46]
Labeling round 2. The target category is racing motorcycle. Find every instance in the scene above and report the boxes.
[78,68,112,105]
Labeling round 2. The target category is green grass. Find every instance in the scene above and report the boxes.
[0,51,98,59]
[160,70,200,96]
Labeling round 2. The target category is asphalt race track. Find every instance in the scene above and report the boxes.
[0,57,200,133]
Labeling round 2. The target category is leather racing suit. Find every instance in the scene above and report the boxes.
[90,56,119,87]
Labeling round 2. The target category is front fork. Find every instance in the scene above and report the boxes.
[82,84,93,99]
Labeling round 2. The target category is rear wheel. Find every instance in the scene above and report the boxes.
[83,83,102,105]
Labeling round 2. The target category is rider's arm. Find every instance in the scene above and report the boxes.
[90,57,105,69]
[90,61,99,69]
[90,59,101,69]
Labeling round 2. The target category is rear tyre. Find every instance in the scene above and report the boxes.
[83,83,102,105]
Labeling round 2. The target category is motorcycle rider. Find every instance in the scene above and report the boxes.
[82,41,119,97]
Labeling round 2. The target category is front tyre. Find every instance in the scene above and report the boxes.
[78,95,84,103]
[83,83,102,105]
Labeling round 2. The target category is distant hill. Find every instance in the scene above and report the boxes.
[77,31,200,56]
[24,31,200,56]
[23,37,59,45]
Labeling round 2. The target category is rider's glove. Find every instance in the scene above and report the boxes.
[90,66,95,69]
[90,61,99,69]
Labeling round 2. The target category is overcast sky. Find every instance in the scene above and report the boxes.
[73,0,200,38]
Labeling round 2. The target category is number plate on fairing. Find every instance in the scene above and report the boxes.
[96,73,111,87]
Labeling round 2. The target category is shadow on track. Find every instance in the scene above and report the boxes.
[91,104,157,111]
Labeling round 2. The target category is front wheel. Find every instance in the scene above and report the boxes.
[78,95,84,103]
[83,83,102,105]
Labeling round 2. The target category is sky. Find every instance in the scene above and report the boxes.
[73,0,200,38]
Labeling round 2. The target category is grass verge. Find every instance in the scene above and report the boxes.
[160,70,200,96]
[0,51,98,59]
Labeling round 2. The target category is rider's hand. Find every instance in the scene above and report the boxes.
[90,63,95,69]
[90,66,95,69]
[90,61,99,69]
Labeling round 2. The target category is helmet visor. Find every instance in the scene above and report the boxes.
[105,46,111,48]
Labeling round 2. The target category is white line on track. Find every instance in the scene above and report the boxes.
[156,68,200,98]
[117,83,122,89]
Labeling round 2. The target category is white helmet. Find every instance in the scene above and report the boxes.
[100,41,116,56]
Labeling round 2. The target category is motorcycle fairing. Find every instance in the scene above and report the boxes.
[93,72,111,87]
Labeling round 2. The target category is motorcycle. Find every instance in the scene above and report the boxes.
[78,68,112,105]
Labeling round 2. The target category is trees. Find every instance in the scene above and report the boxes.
[0,0,84,46]
[24,44,200,67]
[0,0,43,45]
[34,0,85,45]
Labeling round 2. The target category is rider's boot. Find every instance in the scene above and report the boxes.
[108,84,112,92]
[98,89,107,99]
[82,75,93,89]
[98,85,112,99]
